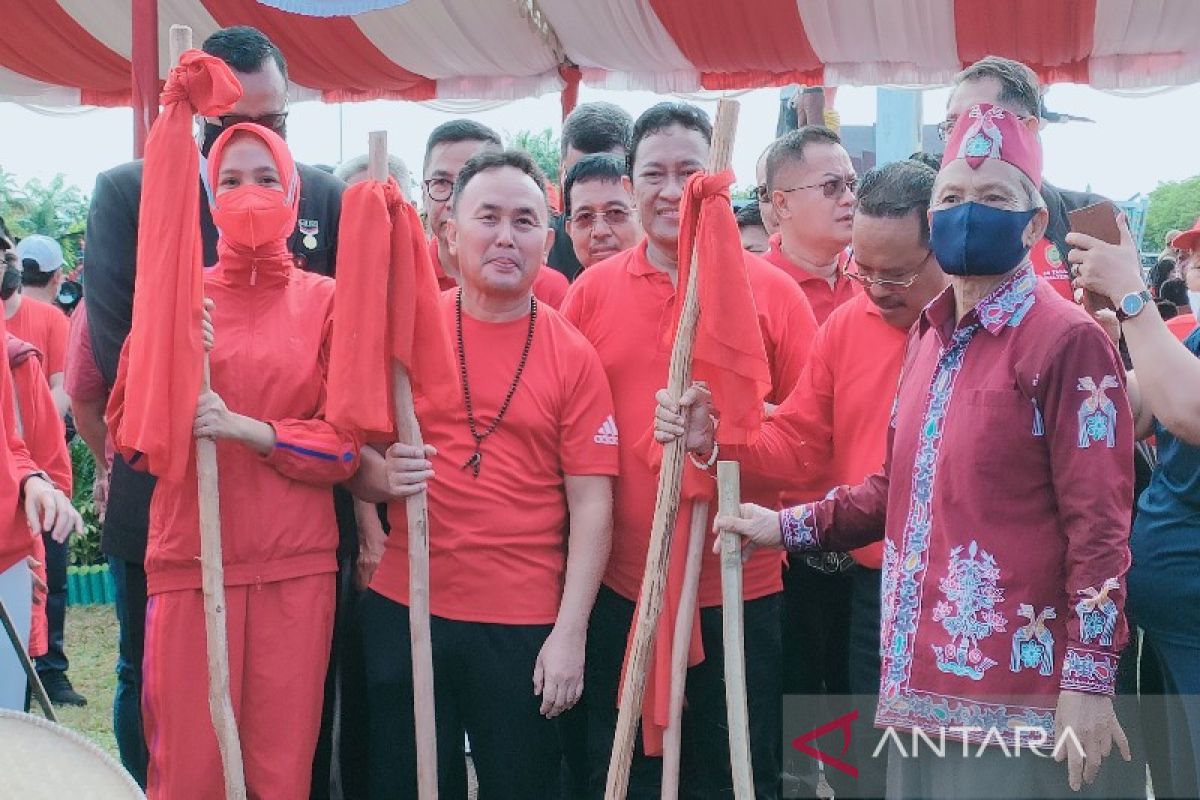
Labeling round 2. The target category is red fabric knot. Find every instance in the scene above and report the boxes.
[326,176,458,442]
[157,50,242,118]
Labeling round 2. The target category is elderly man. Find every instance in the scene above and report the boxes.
[754,146,780,236]
[657,157,948,797]
[941,56,1106,300]
[563,101,818,798]
[334,153,411,194]
[352,150,617,799]
[708,105,1136,798]
[562,153,642,270]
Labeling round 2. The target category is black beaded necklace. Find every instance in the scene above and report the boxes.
[455,289,537,478]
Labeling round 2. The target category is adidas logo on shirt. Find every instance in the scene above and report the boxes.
[594,415,619,446]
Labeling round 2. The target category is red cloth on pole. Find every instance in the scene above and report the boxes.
[624,170,772,756]
[674,170,771,445]
[111,51,242,482]
[327,178,457,440]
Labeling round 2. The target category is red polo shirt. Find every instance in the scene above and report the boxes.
[562,241,818,607]
[6,297,68,379]
[762,233,859,325]
[738,293,908,568]
[1167,311,1196,342]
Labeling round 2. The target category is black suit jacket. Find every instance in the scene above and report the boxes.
[85,159,345,562]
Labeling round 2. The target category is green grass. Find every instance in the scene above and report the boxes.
[28,604,118,758]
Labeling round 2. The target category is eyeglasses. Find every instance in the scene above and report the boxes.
[424,178,454,203]
[777,175,858,200]
[215,111,288,133]
[937,112,1034,142]
[844,250,933,290]
[569,207,632,230]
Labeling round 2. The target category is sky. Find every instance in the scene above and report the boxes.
[2,81,1198,207]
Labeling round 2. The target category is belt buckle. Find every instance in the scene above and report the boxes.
[804,551,854,574]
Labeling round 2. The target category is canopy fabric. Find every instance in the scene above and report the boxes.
[2,0,1199,107]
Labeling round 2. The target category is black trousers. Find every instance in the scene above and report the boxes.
[359,590,562,799]
[585,586,783,800]
[780,562,852,794]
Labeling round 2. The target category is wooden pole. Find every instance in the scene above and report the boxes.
[605,99,740,800]
[660,500,708,800]
[176,23,247,800]
[371,130,439,800]
[718,461,754,798]
[0,596,55,721]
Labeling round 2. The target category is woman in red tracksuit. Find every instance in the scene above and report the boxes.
[108,123,360,799]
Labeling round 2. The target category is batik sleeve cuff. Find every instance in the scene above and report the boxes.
[1059,645,1118,695]
[779,504,820,552]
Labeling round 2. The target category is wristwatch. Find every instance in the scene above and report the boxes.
[1115,289,1153,322]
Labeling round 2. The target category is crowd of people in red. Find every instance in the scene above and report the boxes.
[2,23,1200,800]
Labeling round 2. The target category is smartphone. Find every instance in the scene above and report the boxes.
[1068,201,1122,312]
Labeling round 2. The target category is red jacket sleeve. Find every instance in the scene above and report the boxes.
[12,359,71,492]
[1039,322,1133,695]
[261,311,361,485]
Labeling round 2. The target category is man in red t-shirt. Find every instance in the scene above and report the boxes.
[657,158,949,797]
[419,120,569,309]
[352,150,618,799]
[760,127,861,325]
[562,102,818,797]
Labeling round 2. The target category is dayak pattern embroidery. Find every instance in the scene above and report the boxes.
[1075,578,1121,646]
[932,541,1008,680]
[1076,375,1119,449]
[1061,647,1118,693]
[882,323,979,699]
[1010,604,1056,676]
[780,505,818,551]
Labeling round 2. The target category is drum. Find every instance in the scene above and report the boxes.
[0,710,143,798]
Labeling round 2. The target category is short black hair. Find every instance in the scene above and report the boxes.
[629,102,711,171]
[764,126,841,191]
[954,56,1041,118]
[908,151,942,172]
[735,201,764,230]
[1150,258,1177,293]
[202,27,288,82]
[423,120,502,176]
[1159,277,1189,308]
[561,102,634,160]
[21,260,55,288]
[563,154,626,216]
[452,149,547,212]
[855,159,938,246]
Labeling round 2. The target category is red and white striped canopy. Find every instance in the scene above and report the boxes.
[4,0,1199,107]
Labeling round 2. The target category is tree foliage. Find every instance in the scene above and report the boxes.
[0,167,89,269]
[509,129,562,186]
[1145,174,1200,253]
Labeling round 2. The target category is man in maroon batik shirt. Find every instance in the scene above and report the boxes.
[712,104,1137,798]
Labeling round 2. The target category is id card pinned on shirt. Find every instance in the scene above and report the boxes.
[298,219,319,250]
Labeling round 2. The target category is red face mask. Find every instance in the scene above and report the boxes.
[211,184,295,251]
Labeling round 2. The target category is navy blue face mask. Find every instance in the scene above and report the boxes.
[930,202,1038,276]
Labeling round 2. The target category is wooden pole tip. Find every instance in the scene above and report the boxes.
[368,131,388,182]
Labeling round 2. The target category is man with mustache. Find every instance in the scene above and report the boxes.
[563,154,642,271]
